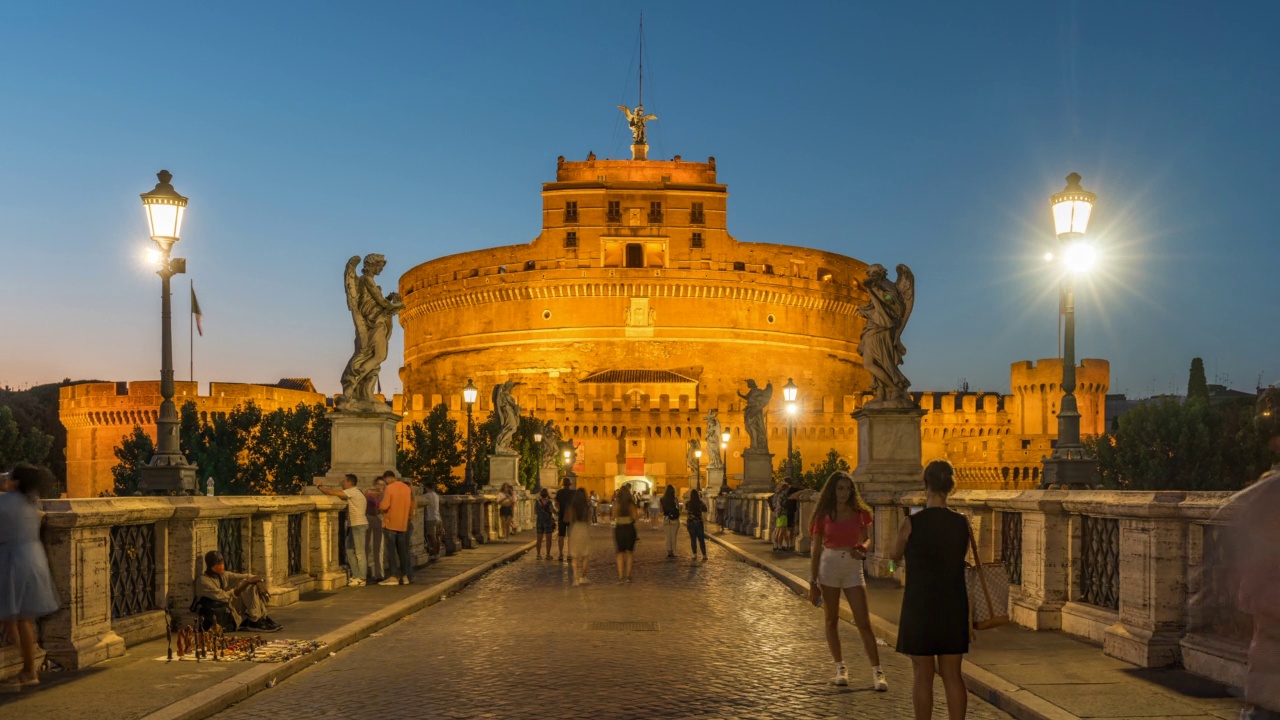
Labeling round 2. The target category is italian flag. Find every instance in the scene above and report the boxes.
[191,285,203,336]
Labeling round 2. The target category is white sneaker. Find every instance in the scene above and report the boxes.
[377,577,400,586]
[348,578,365,587]
[873,669,888,692]
[833,664,849,686]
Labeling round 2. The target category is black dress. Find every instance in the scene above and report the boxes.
[895,507,971,656]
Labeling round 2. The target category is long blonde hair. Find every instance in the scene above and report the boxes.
[812,471,871,521]
[614,486,635,517]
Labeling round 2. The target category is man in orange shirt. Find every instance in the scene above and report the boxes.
[377,470,417,586]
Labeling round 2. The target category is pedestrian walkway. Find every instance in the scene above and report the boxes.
[711,530,1245,720]
[213,521,1012,720]
[0,537,531,720]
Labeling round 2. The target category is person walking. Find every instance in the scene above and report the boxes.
[613,486,640,583]
[378,471,416,586]
[364,477,387,582]
[567,489,592,586]
[534,488,556,559]
[0,465,58,693]
[315,474,368,586]
[807,471,888,692]
[686,488,709,561]
[589,491,600,525]
[498,483,516,538]
[888,460,970,719]
[555,478,574,562]
[422,483,442,558]
[647,492,662,527]
[660,485,681,558]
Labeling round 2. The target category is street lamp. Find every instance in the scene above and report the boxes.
[463,378,478,494]
[783,378,798,485]
[694,448,702,491]
[138,171,197,494]
[533,430,543,483]
[1042,172,1098,489]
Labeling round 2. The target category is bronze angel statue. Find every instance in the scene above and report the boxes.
[618,104,657,145]
[856,264,915,407]
[339,254,403,410]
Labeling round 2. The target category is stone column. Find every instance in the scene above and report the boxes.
[1009,492,1070,630]
[39,523,125,669]
[323,409,401,489]
[252,512,299,607]
[458,500,475,550]
[739,451,775,494]
[796,494,816,555]
[1104,514,1188,667]
[851,406,926,577]
[471,499,487,545]
[440,499,460,555]
[486,453,519,494]
[309,498,348,590]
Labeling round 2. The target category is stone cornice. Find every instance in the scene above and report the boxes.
[402,279,860,321]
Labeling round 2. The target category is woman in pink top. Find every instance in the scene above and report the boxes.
[807,471,887,692]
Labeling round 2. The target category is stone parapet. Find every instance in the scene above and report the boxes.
[857,488,1245,684]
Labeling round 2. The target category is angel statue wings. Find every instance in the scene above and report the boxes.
[856,263,915,406]
[339,254,404,411]
[492,380,522,455]
[618,104,657,145]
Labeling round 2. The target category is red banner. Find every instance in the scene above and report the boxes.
[625,457,645,476]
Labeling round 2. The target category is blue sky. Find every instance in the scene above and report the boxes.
[1,2,1277,399]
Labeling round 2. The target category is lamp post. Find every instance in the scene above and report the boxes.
[720,430,731,490]
[533,429,543,487]
[1041,172,1099,489]
[138,171,198,494]
[463,379,478,494]
[783,378,798,485]
[562,448,573,488]
[694,448,702,491]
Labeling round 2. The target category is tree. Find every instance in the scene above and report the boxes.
[512,414,546,491]
[111,426,154,496]
[1187,358,1210,403]
[0,405,54,469]
[179,401,261,496]
[468,409,500,491]
[398,403,464,493]
[773,448,851,490]
[1086,396,1268,491]
[243,403,331,495]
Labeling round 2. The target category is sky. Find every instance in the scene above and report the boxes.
[1,2,1277,400]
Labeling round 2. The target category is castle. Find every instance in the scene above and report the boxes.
[395,146,1109,496]
[60,379,325,498]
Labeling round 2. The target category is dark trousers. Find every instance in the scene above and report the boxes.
[386,529,412,581]
[688,519,707,557]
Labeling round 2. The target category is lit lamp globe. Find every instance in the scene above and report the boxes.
[140,170,188,249]
[1050,173,1097,274]
[721,430,730,445]
[783,377,798,403]
[462,379,478,406]
[533,431,543,444]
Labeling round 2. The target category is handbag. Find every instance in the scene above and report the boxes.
[965,520,1010,630]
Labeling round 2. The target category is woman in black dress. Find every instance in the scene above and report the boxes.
[889,460,971,720]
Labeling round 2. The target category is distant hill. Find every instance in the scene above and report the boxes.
[0,379,104,490]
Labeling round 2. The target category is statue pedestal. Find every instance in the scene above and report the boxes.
[539,467,559,490]
[324,410,401,488]
[706,467,726,492]
[739,451,775,493]
[851,405,926,577]
[486,453,519,493]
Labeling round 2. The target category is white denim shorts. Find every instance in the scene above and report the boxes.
[818,549,866,588]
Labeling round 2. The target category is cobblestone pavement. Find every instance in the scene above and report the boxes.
[215,522,1012,720]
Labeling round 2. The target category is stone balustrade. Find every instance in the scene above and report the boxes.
[2,491,525,677]
[728,487,1246,689]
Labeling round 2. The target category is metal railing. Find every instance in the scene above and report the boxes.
[109,523,156,619]
[1078,515,1120,610]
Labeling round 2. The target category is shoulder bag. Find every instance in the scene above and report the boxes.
[965,519,1010,630]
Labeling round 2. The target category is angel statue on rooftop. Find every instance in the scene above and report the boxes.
[339,254,403,412]
[618,104,657,145]
[856,263,915,407]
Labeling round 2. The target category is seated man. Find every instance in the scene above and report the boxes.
[192,550,282,633]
